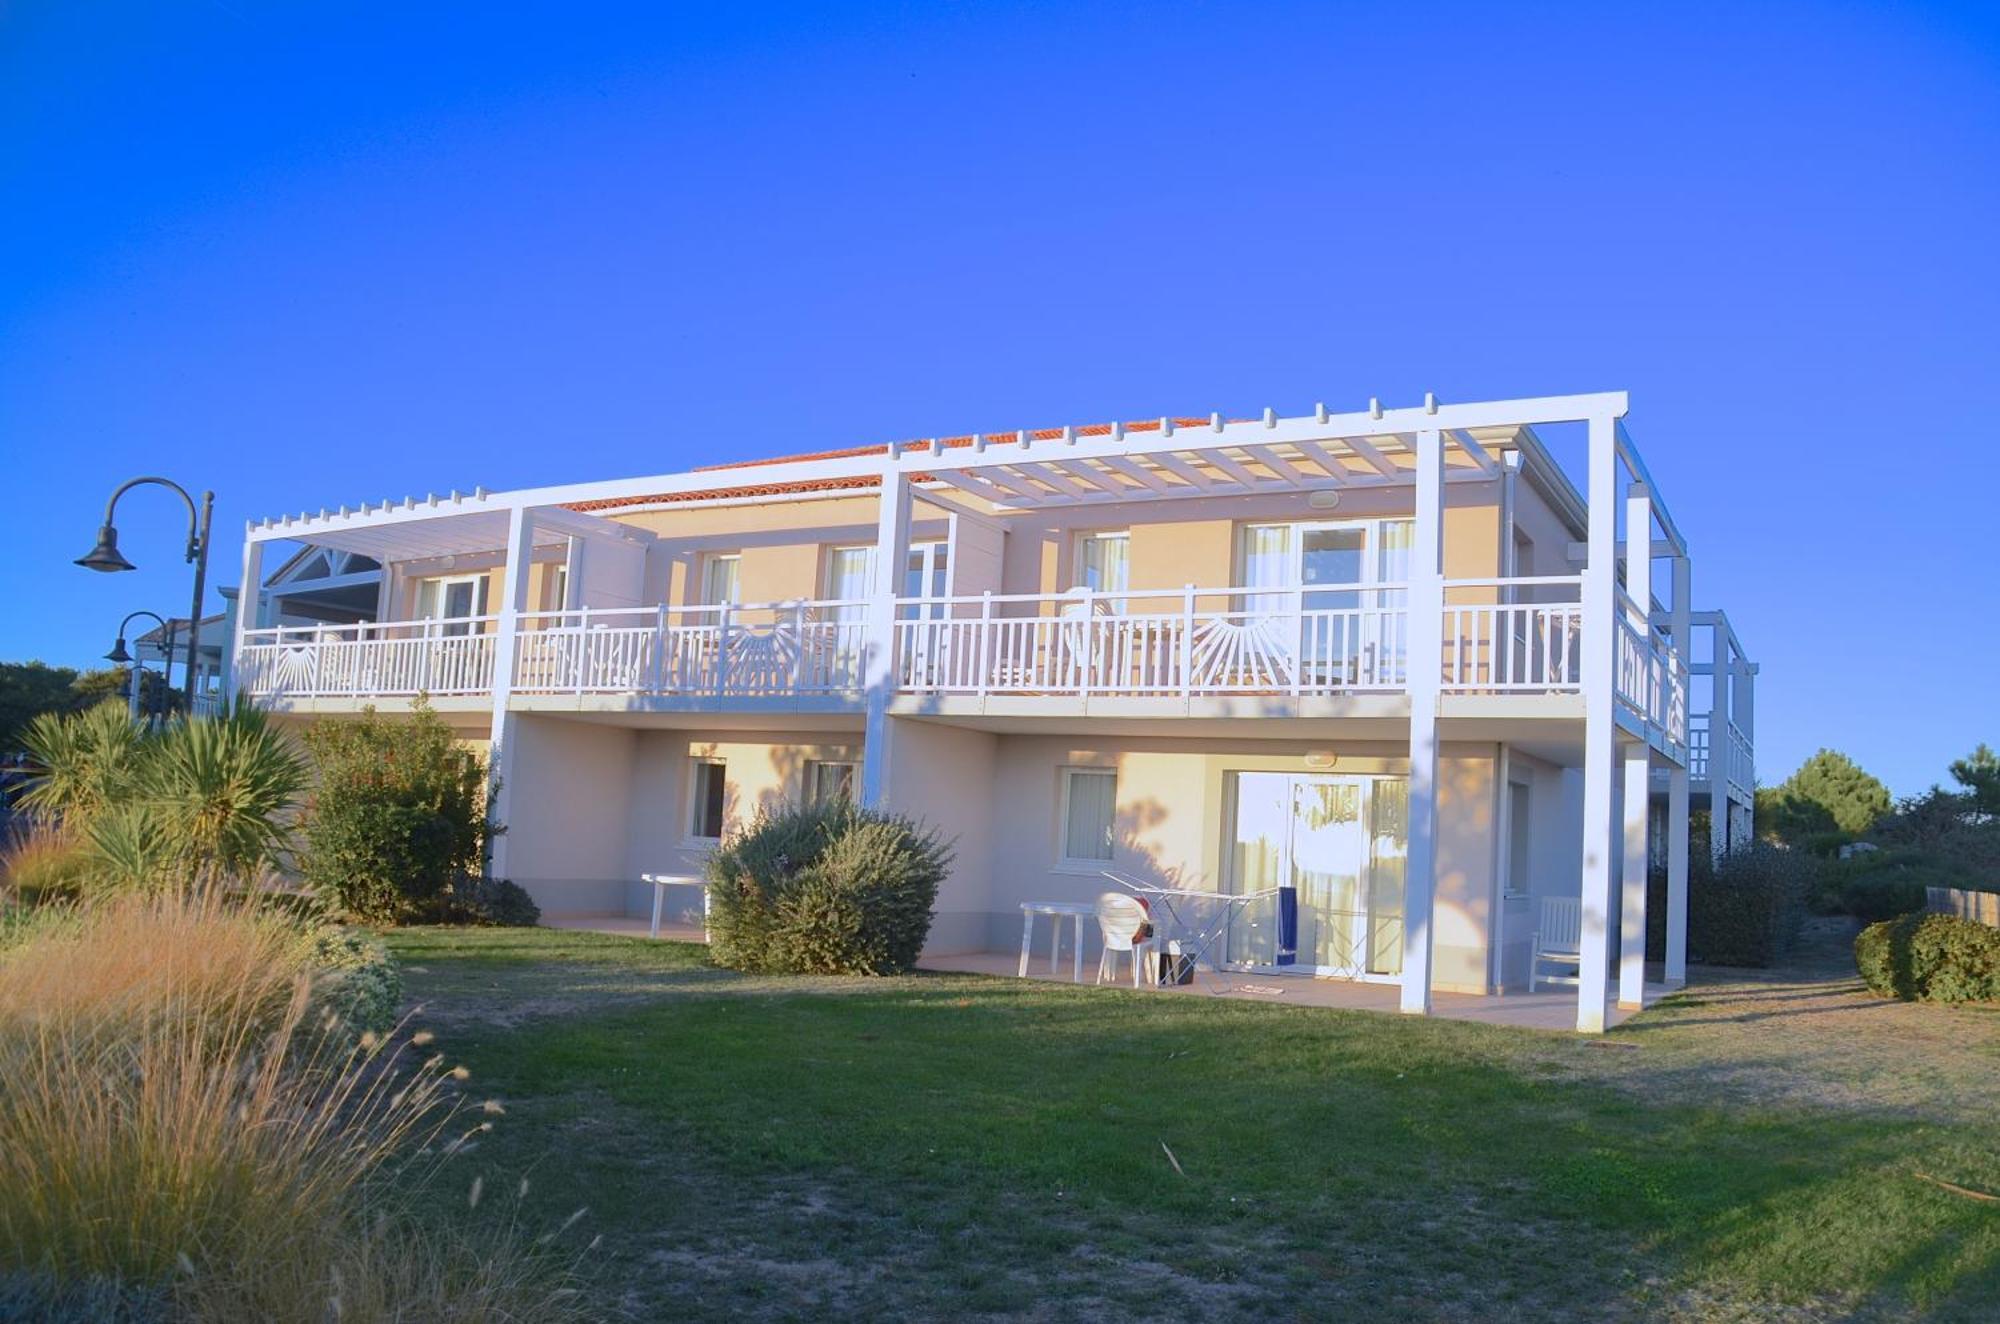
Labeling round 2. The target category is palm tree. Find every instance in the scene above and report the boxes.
[17,700,146,828]
[136,701,306,882]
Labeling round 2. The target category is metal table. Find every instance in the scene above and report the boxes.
[1105,873,1282,994]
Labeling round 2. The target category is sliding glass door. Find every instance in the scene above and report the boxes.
[1240,521,1413,685]
[1224,772,1407,978]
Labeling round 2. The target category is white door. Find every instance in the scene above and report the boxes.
[1225,772,1408,978]
[900,542,950,684]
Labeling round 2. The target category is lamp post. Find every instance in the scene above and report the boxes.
[106,610,170,721]
[77,477,215,711]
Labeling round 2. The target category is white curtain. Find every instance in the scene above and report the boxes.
[701,555,741,606]
[826,547,873,618]
[1062,770,1117,862]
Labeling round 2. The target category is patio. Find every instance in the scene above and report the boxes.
[919,950,1658,1031]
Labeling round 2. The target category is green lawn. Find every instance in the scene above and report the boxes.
[384,925,2000,1322]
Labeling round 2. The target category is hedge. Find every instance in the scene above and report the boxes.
[1854,912,2000,1003]
[704,800,952,975]
[1647,843,1813,968]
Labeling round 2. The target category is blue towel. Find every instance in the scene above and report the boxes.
[1276,885,1298,966]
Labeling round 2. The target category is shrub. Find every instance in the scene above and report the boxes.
[1648,843,1815,968]
[445,877,542,928]
[706,800,952,975]
[296,924,404,1033]
[1855,912,2000,1003]
[299,702,494,923]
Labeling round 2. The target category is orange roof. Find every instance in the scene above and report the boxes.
[566,416,1229,513]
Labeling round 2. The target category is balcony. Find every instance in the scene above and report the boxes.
[235,574,1686,748]
[1686,713,1754,796]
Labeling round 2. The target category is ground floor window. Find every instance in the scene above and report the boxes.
[1058,767,1117,865]
[1224,771,1408,978]
[688,760,727,841]
[805,760,857,807]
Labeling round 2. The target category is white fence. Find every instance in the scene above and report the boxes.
[512,604,871,695]
[236,575,1674,714]
[236,617,501,698]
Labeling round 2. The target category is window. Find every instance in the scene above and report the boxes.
[1505,781,1532,897]
[699,554,741,606]
[1059,768,1117,864]
[805,760,857,807]
[548,564,570,613]
[825,546,873,602]
[688,760,727,840]
[1076,532,1129,607]
[415,574,488,637]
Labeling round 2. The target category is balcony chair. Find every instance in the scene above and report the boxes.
[1528,896,1583,991]
[1095,891,1156,988]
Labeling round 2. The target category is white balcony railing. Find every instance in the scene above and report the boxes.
[237,617,502,698]
[238,576,1609,707]
[895,586,1412,697]
[512,603,871,696]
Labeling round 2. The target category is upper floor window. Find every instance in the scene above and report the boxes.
[1076,532,1129,603]
[1240,520,1413,605]
[415,574,488,636]
[699,554,741,607]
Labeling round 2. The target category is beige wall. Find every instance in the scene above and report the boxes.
[623,726,862,863]
[883,717,998,955]
[380,479,1523,621]
[978,733,1502,994]
[363,709,1546,993]
[504,715,637,917]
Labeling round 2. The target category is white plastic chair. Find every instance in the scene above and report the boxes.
[1529,896,1583,991]
[1095,892,1155,988]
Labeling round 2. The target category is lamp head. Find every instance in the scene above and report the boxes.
[77,524,136,573]
[104,637,132,665]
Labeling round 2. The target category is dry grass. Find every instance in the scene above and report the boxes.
[0,890,599,1321]
[0,819,95,907]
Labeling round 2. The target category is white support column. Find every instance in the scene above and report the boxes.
[486,505,535,879]
[224,535,265,703]
[1709,633,1732,863]
[1618,740,1651,1009]
[860,468,912,806]
[1400,426,1445,1015]
[1666,556,1691,987]
[1577,413,1620,1033]
[1616,485,1653,1010]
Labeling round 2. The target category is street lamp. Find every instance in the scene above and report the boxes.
[107,610,169,721]
[77,477,215,711]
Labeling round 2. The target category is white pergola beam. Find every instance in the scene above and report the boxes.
[1450,428,1501,475]
[1238,443,1311,487]
[1342,434,1405,479]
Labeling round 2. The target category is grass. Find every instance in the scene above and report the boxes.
[385,924,2000,1322]
[0,892,595,1322]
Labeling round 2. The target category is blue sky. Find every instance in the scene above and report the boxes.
[3,1,1996,795]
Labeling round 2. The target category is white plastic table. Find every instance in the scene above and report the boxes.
[640,872,707,940]
[1018,900,1096,981]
